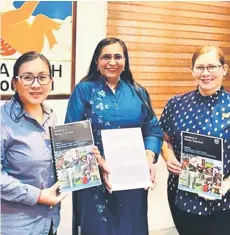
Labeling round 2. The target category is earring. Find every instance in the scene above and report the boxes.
[97,68,99,72]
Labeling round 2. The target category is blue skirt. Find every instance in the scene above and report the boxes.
[72,186,148,235]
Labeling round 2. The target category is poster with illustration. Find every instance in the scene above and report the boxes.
[1,1,76,98]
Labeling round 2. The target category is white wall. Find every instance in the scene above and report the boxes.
[148,157,174,231]
[75,1,108,84]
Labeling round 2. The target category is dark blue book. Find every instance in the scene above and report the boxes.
[49,120,101,192]
[179,131,223,200]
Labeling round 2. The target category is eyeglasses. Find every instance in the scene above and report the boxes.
[192,64,222,74]
[99,54,125,62]
[15,74,52,86]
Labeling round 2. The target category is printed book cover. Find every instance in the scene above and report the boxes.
[49,120,101,192]
[178,131,223,200]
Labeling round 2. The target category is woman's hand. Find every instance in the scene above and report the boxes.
[92,146,112,193]
[145,150,157,190]
[166,155,182,175]
[38,182,68,206]
[221,177,230,196]
[162,141,182,175]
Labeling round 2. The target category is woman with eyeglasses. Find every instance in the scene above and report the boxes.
[1,51,68,235]
[160,45,230,235]
[65,37,163,235]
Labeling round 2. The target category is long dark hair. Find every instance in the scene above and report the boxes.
[80,37,154,120]
[133,83,155,120]
[80,37,134,84]
[6,51,51,122]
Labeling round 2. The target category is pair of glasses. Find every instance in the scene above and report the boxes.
[15,74,52,86]
[99,54,125,62]
[192,64,222,74]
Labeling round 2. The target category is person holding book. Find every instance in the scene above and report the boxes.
[1,51,103,235]
[1,51,66,235]
[160,45,230,235]
[65,37,163,235]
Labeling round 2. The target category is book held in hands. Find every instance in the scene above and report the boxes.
[49,120,101,192]
[178,131,223,200]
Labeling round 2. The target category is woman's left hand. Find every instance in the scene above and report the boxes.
[145,150,157,190]
[221,177,230,196]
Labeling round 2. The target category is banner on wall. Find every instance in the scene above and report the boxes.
[0,1,76,99]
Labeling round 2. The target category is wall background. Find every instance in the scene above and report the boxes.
[2,1,230,235]
[107,1,230,117]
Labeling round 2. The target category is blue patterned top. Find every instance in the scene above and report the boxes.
[65,78,162,157]
[65,77,163,222]
[160,87,230,215]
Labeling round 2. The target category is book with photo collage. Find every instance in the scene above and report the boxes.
[178,131,223,200]
[49,120,101,192]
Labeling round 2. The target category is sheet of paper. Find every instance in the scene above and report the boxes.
[101,127,151,191]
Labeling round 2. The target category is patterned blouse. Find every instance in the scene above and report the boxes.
[160,86,230,215]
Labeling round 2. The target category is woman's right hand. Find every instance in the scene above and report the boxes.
[38,182,68,206]
[166,155,182,175]
[162,138,182,175]
[97,157,112,193]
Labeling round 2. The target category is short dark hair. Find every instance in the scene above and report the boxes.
[81,37,135,84]
[13,51,51,78]
[8,51,51,122]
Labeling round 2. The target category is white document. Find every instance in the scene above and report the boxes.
[101,127,151,191]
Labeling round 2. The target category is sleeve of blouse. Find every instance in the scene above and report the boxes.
[1,122,41,206]
[159,97,175,137]
[65,83,87,123]
[141,90,163,161]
